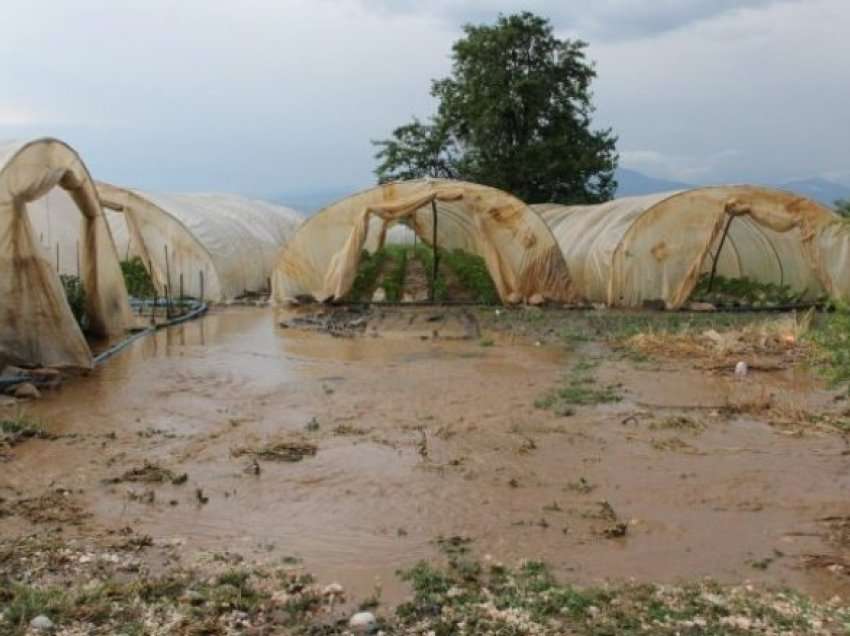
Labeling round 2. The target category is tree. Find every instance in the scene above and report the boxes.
[374,12,618,204]
[835,199,850,218]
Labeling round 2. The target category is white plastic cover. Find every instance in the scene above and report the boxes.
[272,179,575,304]
[534,186,847,308]
[0,138,132,368]
[97,183,302,301]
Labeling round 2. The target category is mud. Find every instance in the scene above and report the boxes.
[2,305,849,608]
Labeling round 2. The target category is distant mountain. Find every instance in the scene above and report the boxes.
[775,178,850,207]
[614,168,693,197]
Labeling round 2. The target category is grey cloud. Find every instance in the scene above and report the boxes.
[359,0,802,41]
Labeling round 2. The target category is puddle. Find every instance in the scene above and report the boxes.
[3,305,849,604]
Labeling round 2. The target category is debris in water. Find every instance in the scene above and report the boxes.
[233,438,318,462]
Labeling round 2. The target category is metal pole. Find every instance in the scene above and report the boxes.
[179,272,184,302]
[76,241,80,278]
[164,245,172,318]
[707,216,734,293]
[430,199,438,303]
[200,270,205,302]
[56,243,60,272]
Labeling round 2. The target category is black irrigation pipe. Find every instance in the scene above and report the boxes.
[93,300,208,366]
[329,300,829,313]
[0,301,209,391]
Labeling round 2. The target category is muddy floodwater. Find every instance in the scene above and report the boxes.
[3,305,849,605]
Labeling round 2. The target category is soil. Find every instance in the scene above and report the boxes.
[2,304,849,613]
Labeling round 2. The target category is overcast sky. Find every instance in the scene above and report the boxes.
[1,0,848,199]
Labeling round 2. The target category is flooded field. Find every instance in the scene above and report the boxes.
[2,304,850,633]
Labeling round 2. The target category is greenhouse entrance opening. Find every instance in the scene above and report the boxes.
[342,200,502,306]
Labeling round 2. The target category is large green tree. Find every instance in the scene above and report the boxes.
[835,199,850,218]
[374,12,618,204]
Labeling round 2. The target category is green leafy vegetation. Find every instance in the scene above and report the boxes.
[381,245,408,302]
[441,248,499,304]
[374,12,617,204]
[835,198,850,218]
[691,273,807,307]
[346,249,387,302]
[120,257,157,299]
[59,274,87,330]
[413,245,448,302]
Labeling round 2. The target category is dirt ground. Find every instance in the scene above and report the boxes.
[2,304,849,631]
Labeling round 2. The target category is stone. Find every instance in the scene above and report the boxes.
[734,361,748,377]
[322,582,344,598]
[12,383,40,399]
[0,365,28,380]
[30,615,54,631]
[371,287,387,303]
[687,302,716,312]
[527,293,545,306]
[349,611,377,633]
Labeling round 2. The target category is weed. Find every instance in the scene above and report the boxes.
[0,415,50,447]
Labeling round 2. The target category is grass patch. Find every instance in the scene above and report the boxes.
[120,257,157,299]
[536,358,621,414]
[808,306,850,387]
[394,558,848,635]
[0,415,51,447]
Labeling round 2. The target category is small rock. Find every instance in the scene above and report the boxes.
[30,615,54,631]
[401,293,414,303]
[734,361,748,377]
[527,293,544,306]
[349,611,377,633]
[687,301,716,312]
[0,365,28,380]
[12,382,40,399]
[323,582,345,598]
[371,287,387,303]
[182,590,206,605]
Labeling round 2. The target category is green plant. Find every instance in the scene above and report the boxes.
[414,245,448,301]
[691,273,805,307]
[60,274,87,330]
[120,257,157,299]
[382,245,408,302]
[346,249,386,302]
[442,248,499,304]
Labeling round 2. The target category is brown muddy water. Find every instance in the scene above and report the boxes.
[3,305,849,605]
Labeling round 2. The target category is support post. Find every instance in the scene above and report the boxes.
[707,216,734,293]
[200,270,205,302]
[430,199,439,303]
[164,245,172,318]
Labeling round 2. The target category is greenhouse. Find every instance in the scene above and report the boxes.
[97,183,302,301]
[533,186,850,308]
[0,138,132,368]
[272,178,575,304]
